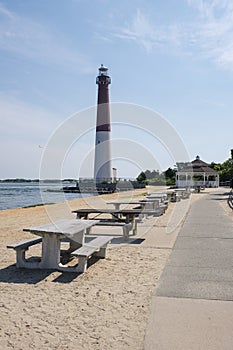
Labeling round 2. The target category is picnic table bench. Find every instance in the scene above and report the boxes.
[71,236,113,272]
[7,219,112,273]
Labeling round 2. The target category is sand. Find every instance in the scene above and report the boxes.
[0,186,220,350]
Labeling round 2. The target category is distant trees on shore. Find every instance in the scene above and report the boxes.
[137,154,233,187]
[136,167,176,186]
[209,158,233,184]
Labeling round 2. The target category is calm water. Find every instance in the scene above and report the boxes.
[0,182,91,210]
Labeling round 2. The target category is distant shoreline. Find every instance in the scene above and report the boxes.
[0,179,77,183]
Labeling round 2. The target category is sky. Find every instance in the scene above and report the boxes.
[0,0,233,179]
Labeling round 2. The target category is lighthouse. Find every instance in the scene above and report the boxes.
[94,64,112,183]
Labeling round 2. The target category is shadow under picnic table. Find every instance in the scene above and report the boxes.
[0,263,52,284]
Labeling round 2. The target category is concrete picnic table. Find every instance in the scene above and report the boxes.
[106,201,148,211]
[72,207,164,239]
[106,200,163,210]
[159,188,189,201]
[146,194,168,204]
[173,188,191,199]
[147,193,168,200]
[139,198,161,209]
[8,219,99,270]
[72,208,158,222]
[73,208,143,240]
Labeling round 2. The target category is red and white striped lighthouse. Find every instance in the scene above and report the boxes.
[94,64,112,183]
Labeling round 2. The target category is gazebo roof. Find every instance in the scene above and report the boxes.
[178,156,218,174]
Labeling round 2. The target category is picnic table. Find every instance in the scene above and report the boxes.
[146,193,167,200]
[108,197,166,214]
[140,198,161,208]
[106,201,148,211]
[173,188,191,199]
[162,188,190,201]
[72,207,163,239]
[146,194,169,205]
[7,219,112,273]
[72,208,160,221]
[107,200,164,211]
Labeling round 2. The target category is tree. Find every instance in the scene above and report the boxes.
[136,171,147,184]
[144,169,160,179]
[136,167,176,186]
[210,158,233,183]
[164,167,176,180]
[163,167,176,186]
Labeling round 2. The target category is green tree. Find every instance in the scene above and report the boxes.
[164,167,176,179]
[163,167,176,186]
[210,159,233,183]
[136,171,147,184]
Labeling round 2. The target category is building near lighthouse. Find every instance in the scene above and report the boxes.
[94,64,112,183]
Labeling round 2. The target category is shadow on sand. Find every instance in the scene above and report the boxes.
[0,264,52,284]
[0,237,145,284]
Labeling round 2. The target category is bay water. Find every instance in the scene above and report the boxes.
[0,182,92,210]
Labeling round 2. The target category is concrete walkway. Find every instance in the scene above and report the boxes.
[144,189,233,349]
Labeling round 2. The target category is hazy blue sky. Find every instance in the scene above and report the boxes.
[1,0,233,179]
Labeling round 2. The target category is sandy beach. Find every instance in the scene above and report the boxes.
[1,186,228,350]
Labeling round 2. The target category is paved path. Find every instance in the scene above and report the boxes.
[144,189,233,349]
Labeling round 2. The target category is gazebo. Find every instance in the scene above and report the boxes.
[176,156,219,188]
